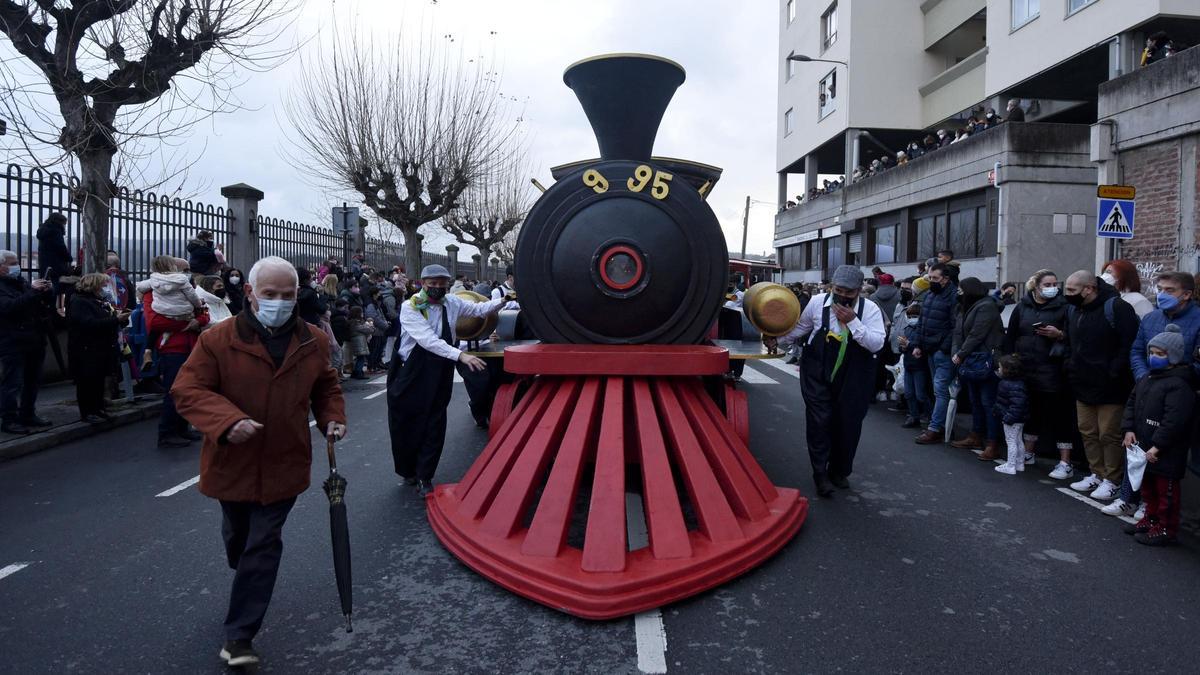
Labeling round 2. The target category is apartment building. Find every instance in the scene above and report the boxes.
[775,0,1200,285]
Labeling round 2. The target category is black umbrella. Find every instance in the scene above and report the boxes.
[322,434,353,633]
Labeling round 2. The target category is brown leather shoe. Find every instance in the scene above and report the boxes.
[951,433,983,450]
[914,430,942,445]
[977,440,1001,461]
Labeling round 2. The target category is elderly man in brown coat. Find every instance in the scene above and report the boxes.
[172,256,346,668]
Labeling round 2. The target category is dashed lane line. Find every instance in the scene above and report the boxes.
[736,367,779,385]
[364,389,387,400]
[156,475,200,498]
[627,492,668,674]
[756,357,800,377]
[0,562,31,581]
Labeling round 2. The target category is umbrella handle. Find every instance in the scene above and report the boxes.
[326,435,338,472]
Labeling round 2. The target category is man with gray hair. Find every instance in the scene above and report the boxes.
[768,265,887,497]
[0,249,54,434]
[388,264,512,496]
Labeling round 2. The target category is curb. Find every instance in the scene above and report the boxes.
[0,399,163,463]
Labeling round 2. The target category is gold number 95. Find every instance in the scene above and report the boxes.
[627,164,673,200]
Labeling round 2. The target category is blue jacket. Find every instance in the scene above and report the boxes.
[1130,301,1200,382]
[901,321,922,370]
[917,281,957,354]
[993,376,1029,425]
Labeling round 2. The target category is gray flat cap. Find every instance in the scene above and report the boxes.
[831,265,864,290]
[420,264,451,279]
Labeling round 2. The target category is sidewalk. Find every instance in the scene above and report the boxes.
[0,380,163,462]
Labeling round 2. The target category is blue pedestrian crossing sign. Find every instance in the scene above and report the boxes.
[1097,198,1135,239]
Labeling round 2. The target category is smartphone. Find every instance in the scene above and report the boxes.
[1032,322,1045,328]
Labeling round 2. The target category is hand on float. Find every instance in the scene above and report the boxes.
[459,352,487,372]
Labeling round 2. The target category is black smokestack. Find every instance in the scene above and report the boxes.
[563,54,685,161]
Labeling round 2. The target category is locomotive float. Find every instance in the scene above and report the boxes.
[427,53,809,619]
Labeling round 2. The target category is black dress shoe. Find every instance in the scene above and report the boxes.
[814,476,835,498]
[1,422,31,435]
[81,414,108,425]
[157,435,190,449]
[829,474,850,489]
[416,480,434,497]
[20,414,53,427]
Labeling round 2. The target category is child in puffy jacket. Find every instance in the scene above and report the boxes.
[135,256,202,321]
[993,354,1029,475]
[1122,324,1196,546]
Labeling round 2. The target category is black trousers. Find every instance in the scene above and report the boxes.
[387,350,455,481]
[0,345,44,422]
[220,497,296,642]
[74,374,106,417]
[718,308,745,377]
[801,343,874,480]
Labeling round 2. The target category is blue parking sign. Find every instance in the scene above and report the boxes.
[1097,198,1135,239]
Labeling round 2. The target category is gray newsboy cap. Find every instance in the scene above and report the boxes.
[831,265,864,290]
[420,264,451,279]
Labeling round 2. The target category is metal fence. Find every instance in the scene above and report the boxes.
[3,163,232,281]
[4,162,490,282]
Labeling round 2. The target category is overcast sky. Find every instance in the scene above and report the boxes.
[4,0,784,261]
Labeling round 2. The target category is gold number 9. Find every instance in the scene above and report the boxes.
[583,169,609,193]
[627,165,653,193]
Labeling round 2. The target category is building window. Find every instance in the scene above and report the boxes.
[818,70,836,119]
[786,52,796,80]
[784,108,795,136]
[780,244,805,271]
[1067,0,1096,15]
[976,205,994,257]
[809,241,822,269]
[874,225,897,264]
[1011,0,1039,30]
[787,0,795,25]
[826,237,844,269]
[821,3,838,52]
[949,209,976,260]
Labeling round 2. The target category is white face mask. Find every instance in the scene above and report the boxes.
[906,317,919,327]
[1101,272,1116,286]
[228,276,241,285]
[255,298,296,328]
[7,264,21,277]
[1041,286,1059,299]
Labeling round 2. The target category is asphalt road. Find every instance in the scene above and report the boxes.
[1,361,1198,674]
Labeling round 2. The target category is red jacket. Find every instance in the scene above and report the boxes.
[143,291,209,354]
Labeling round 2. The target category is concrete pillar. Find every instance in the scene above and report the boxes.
[445,244,459,279]
[777,172,788,209]
[490,256,499,281]
[471,253,482,280]
[804,154,819,199]
[844,128,861,177]
[220,183,264,270]
[1091,122,1118,271]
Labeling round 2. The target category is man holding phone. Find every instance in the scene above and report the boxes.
[0,250,54,434]
[768,265,887,497]
[913,263,960,445]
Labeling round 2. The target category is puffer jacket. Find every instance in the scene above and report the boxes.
[993,376,1029,425]
[900,320,923,370]
[952,292,1005,360]
[917,281,958,354]
[36,220,72,278]
[1130,302,1200,382]
[1002,292,1069,393]
[1064,279,1139,404]
[1123,365,1195,480]
[186,238,218,275]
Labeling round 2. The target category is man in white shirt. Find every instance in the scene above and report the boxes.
[767,265,886,498]
[387,264,510,496]
[491,266,516,301]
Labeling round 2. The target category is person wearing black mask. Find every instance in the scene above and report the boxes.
[296,268,327,326]
[914,264,959,445]
[386,265,511,496]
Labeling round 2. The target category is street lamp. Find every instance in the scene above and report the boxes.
[787,54,848,67]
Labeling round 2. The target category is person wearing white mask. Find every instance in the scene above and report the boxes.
[1002,269,1076,480]
[1100,259,1154,319]
[171,255,346,668]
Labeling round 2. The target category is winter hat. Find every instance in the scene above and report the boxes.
[877,273,895,286]
[831,265,864,290]
[1148,324,1185,365]
[912,277,931,294]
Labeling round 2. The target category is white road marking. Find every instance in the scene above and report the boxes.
[369,374,388,385]
[1056,487,1138,524]
[737,366,779,385]
[156,475,200,498]
[625,491,667,674]
[309,420,318,427]
[635,611,669,674]
[757,357,800,377]
[0,562,31,581]
[364,389,387,400]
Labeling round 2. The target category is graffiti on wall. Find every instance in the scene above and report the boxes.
[1135,261,1165,281]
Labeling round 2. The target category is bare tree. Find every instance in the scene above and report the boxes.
[284,27,519,278]
[441,150,533,271]
[494,225,519,267]
[0,0,297,272]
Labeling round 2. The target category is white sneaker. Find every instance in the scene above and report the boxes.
[1133,503,1146,521]
[1070,473,1102,493]
[995,464,1017,475]
[1089,479,1117,501]
[1024,453,1036,465]
[1101,498,1136,517]
[1048,462,1074,480]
